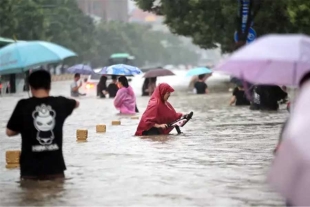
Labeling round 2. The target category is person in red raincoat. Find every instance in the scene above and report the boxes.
[135,83,183,136]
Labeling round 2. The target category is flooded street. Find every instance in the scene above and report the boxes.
[0,77,287,206]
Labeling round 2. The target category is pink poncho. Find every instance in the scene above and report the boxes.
[114,86,136,114]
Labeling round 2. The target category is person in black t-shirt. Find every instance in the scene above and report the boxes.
[229,84,250,106]
[107,75,118,98]
[6,70,79,180]
[194,74,209,94]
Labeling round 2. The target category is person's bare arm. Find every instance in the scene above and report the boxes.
[229,96,236,106]
[6,128,19,137]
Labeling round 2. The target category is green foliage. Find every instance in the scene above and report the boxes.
[91,22,199,67]
[286,0,310,33]
[0,0,47,40]
[0,0,199,68]
[134,0,310,53]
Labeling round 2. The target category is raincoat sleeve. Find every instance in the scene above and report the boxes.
[143,101,160,128]
[114,89,125,108]
[176,113,183,119]
[135,100,160,136]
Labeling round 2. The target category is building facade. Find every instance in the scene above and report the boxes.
[76,0,128,22]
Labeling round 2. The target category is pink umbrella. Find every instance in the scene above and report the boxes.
[268,82,310,206]
[214,34,310,86]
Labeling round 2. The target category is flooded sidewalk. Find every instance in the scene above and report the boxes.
[0,81,287,206]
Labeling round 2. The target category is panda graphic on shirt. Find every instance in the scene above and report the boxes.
[32,104,56,145]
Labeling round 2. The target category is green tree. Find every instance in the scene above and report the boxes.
[0,0,47,40]
[0,0,199,69]
[134,0,306,53]
[37,0,96,62]
[286,0,310,34]
[91,22,198,67]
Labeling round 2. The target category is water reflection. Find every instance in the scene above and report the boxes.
[0,81,287,206]
[18,179,65,205]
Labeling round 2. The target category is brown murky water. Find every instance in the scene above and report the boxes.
[0,80,287,206]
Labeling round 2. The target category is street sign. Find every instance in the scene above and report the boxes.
[240,0,250,33]
[234,27,257,44]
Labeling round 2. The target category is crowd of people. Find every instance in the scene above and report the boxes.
[229,80,288,111]
[5,70,189,180]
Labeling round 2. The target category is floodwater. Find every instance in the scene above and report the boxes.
[0,76,287,206]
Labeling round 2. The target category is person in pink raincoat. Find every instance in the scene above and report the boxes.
[114,76,136,114]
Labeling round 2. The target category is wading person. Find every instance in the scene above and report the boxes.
[194,74,209,94]
[107,75,118,98]
[70,73,86,97]
[114,76,136,114]
[135,83,184,136]
[148,77,157,96]
[97,75,108,98]
[229,83,250,106]
[6,70,79,180]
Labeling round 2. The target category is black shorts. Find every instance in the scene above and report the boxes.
[142,127,160,135]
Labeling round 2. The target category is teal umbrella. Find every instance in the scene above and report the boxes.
[0,41,77,75]
[0,37,15,48]
[186,67,212,77]
[0,37,25,48]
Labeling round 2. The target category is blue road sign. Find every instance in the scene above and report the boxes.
[234,27,257,44]
[240,0,249,33]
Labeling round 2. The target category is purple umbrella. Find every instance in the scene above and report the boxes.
[143,68,175,78]
[214,34,310,86]
[67,64,94,75]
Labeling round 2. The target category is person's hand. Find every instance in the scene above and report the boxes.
[159,124,168,129]
[155,124,168,129]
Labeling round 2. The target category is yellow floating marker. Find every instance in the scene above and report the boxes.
[96,125,106,133]
[112,120,121,125]
[131,116,139,120]
[76,129,88,142]
[5,150,20,169]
